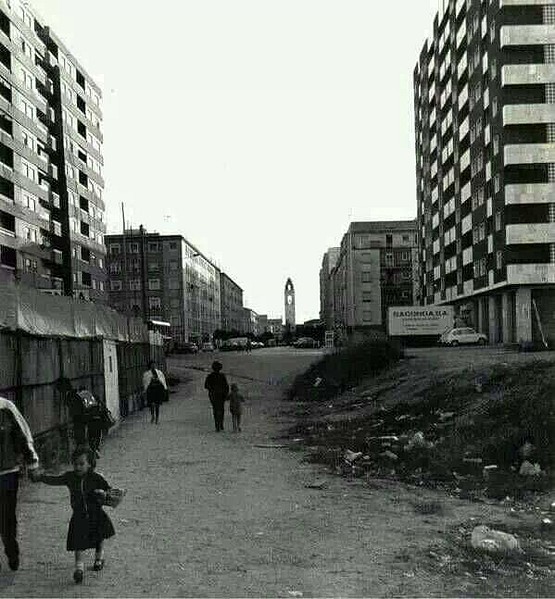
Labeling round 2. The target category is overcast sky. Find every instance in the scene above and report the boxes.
[32,0,440,323]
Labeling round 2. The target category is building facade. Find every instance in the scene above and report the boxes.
[326,221,418,339]
[415,0,555,343]
[241,307,259,336]
[284,277,295,327]
[220,271,243,333]
[105,230,222,343]
[319,247,340,329]
[0,0,106,300]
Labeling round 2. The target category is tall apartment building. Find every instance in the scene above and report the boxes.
[415,0,555,344]
[0,0,106,299]
[105,230,221,343]
[319,247,339,329]
[220,271,243,333]
[324,221,418,340]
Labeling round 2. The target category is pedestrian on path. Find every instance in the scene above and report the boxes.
[0,396,40,572]
[204,361,229,432]
[30,446,116,584]
[228,384,245,432]
[56,378,112,458]
[142,361,168,424]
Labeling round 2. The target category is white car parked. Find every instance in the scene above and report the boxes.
[440,327,488,346]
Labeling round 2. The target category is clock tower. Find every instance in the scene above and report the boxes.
[284,278,296,328]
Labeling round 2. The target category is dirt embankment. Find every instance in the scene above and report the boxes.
[284,346,555,597]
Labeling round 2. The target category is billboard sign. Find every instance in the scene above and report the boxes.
[388,306,454,337]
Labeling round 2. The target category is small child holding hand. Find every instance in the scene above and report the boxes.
[228,383,245,432]
[31,446,116,584]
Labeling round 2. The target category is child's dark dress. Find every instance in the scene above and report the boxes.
[41,470,115,551]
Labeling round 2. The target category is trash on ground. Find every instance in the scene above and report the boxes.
[313,377,323,388]
[519,461,543,476]
[344,450,363,463]
[470,525,521,554]
[405,431,434,451]
[305,481,327,489]
[254,444,288,449]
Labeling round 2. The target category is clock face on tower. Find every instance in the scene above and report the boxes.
[287,296,293,305]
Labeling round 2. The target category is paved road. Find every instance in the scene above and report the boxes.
[0,348,505,597]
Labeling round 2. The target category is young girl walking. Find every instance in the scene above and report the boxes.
[228,383,245,432]
[31,446,116,584]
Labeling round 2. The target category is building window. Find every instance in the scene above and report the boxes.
[148,262,160,272]
[110,280,122,291]
[109,244,120,255]
[128,242,138,253]
[496,250,503,270]
[129,279,141,291]
[149,296,161,309]
[362,291,372,302]
[148,279,160,290]
[362,271,372,283]
[169,242,177,250]
[495,210,502,231]
[362,310,372,322]
[148,242,159,252]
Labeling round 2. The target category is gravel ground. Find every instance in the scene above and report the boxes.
[0,347,541,598]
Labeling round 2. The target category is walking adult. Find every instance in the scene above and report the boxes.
[204,361,229,432]
[142,360,168,425]
[0,396,40,572]
[56,379,112,458]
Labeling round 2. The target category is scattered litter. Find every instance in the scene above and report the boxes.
[438,411,455,422]
[305,481,327,489]
[541,518,553,530]
[405,432,434,451]
[344,450,363,463]
[119,519,129,525]
[368,435,399,442]
[313,377,323,388]
[519,461,543,477]
[470,525,521,554]
[254,444,288,449]
[287,591,303,598]
[463,457,483,465]
[550,501,555,513]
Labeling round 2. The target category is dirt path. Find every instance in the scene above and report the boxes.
[0,349,537,597]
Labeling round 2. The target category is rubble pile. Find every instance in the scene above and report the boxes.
[290,360,555,500]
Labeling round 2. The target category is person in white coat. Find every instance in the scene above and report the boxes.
[0,397,39,571]
[142,361,168,424]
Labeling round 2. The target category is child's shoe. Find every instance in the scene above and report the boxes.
[73,568,84,584]
[93,558,104,571]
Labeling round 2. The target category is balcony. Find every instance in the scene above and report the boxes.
[503,103,555,125]
[500,0,555,6]
[506,222,555,244]
[502,64,555,86]
[504,142,555,165]
[500,24,555,47]
[505,182,555,204]
[507,263,555,285]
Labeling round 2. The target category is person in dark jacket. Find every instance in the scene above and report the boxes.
[31,446,115,584]
[0,396,40,572]
[204,361,229,432]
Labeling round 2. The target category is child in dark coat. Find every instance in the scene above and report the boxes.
[31,446,115,584]
[228,383,245,432]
